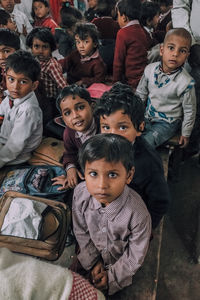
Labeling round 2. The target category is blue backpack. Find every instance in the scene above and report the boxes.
[0,165,68,201]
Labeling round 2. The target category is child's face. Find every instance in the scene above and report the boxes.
[117,10,126,28]
[60,95,93,133]
[0,45,16,69]
[88,0,98,9]
[75,34,96,57]
[33,1,49,19]
[6,68,38,99]
[100,109,142,143]
[160,34,190,73]
[31,38,51,61]
[85,158,134,206]
[6,17,16,31]
[0,0,15,13]
[148,13,160,30]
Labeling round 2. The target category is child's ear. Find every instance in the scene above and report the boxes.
[136,121,145,136]
[123,14,128,23]
[160,43,164,57]
[126,167,134,184]
[32,80,39,91]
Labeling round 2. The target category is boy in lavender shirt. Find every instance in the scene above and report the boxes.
[72,134,151,295]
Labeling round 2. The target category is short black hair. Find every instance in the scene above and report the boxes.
[0,9,10,25]
[79,133,134,172]
[26,27,56,52]
[158,0,173,7]
[32,0,49,19]
[60,3,83,29]
[116,0,141,20]
[74,22,99,47]
[56,84,92,112]
[94,82,145,132]
[140,1,160,26]
[0,28,20,50]
[6,50,41,82]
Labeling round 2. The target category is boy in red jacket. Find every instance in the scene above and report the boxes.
[113,0,149,90]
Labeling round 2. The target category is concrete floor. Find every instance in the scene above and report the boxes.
[157,154,200,300]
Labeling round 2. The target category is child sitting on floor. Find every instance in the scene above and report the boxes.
[59,22,106,87]
[0,50,43,168]
[0,29,20,104]
[72,133,151,295]
[94,82,170,229]
[26,27,67,112]
[113,0,148,90]
[136,28,196,149]
[32,0,59,35]
[52,84,96,189]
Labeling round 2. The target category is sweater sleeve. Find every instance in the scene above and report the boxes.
[62,128,80,170]
[181,81,196,137]
[113,29,126,82]
[136,70,149,102]
[81,59,106,86]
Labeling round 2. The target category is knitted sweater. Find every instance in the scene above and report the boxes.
[136,62,196,137]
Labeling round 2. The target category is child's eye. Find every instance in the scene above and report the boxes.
[33,44,39,49]
[119,125,127,130]
[101,125,110,131]
[108,172,117,178]
[7,76,14,82]
[89,171,97,177]
[4,49,11,54]
[77,105,85,111]
[168,46,174,50]
[64,111,70,116]
[20,80,28,85]
[180,49,187,54]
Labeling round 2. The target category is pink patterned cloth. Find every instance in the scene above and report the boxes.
[69,272,98,300]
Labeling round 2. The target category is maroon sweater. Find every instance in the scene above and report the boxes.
[113,23,148,89]
[59,50,106,87]
[92,17,120,39]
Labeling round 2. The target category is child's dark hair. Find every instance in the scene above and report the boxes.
[56,84,92,112]
[6,50,41,82]
[0,28,20,50]
[79,133,134,172]
[26,27,56,52]
[158,0,173,7]
[74,23,99,47]
[32,0,49,19]
[94,82,145,132]
[116,0,141,20]
[0,9,10,26]
[140,1,160,27]
[60,2,83,29]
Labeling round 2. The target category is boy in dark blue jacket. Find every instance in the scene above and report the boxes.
[94,82,170,229]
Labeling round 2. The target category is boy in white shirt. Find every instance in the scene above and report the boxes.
[0,50,42,168]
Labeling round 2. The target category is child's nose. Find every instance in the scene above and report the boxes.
[98,176,108,189]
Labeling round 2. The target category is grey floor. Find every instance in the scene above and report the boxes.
[157,154,200,300]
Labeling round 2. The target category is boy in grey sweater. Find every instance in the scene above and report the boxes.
[136,28,196,148]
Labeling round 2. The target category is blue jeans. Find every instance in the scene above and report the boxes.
[142,118,182,149]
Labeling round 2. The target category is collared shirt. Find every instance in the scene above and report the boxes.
[40,57,67,99]
[123,20,140,28]
[72,181,151,295]
[80,49,100,63]
[0,91,43,168]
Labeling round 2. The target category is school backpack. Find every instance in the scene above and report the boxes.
[0,191,71,260]
[0,165,69,202]
[28,137,65,167]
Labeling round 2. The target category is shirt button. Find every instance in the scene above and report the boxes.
[102,227,107,233]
